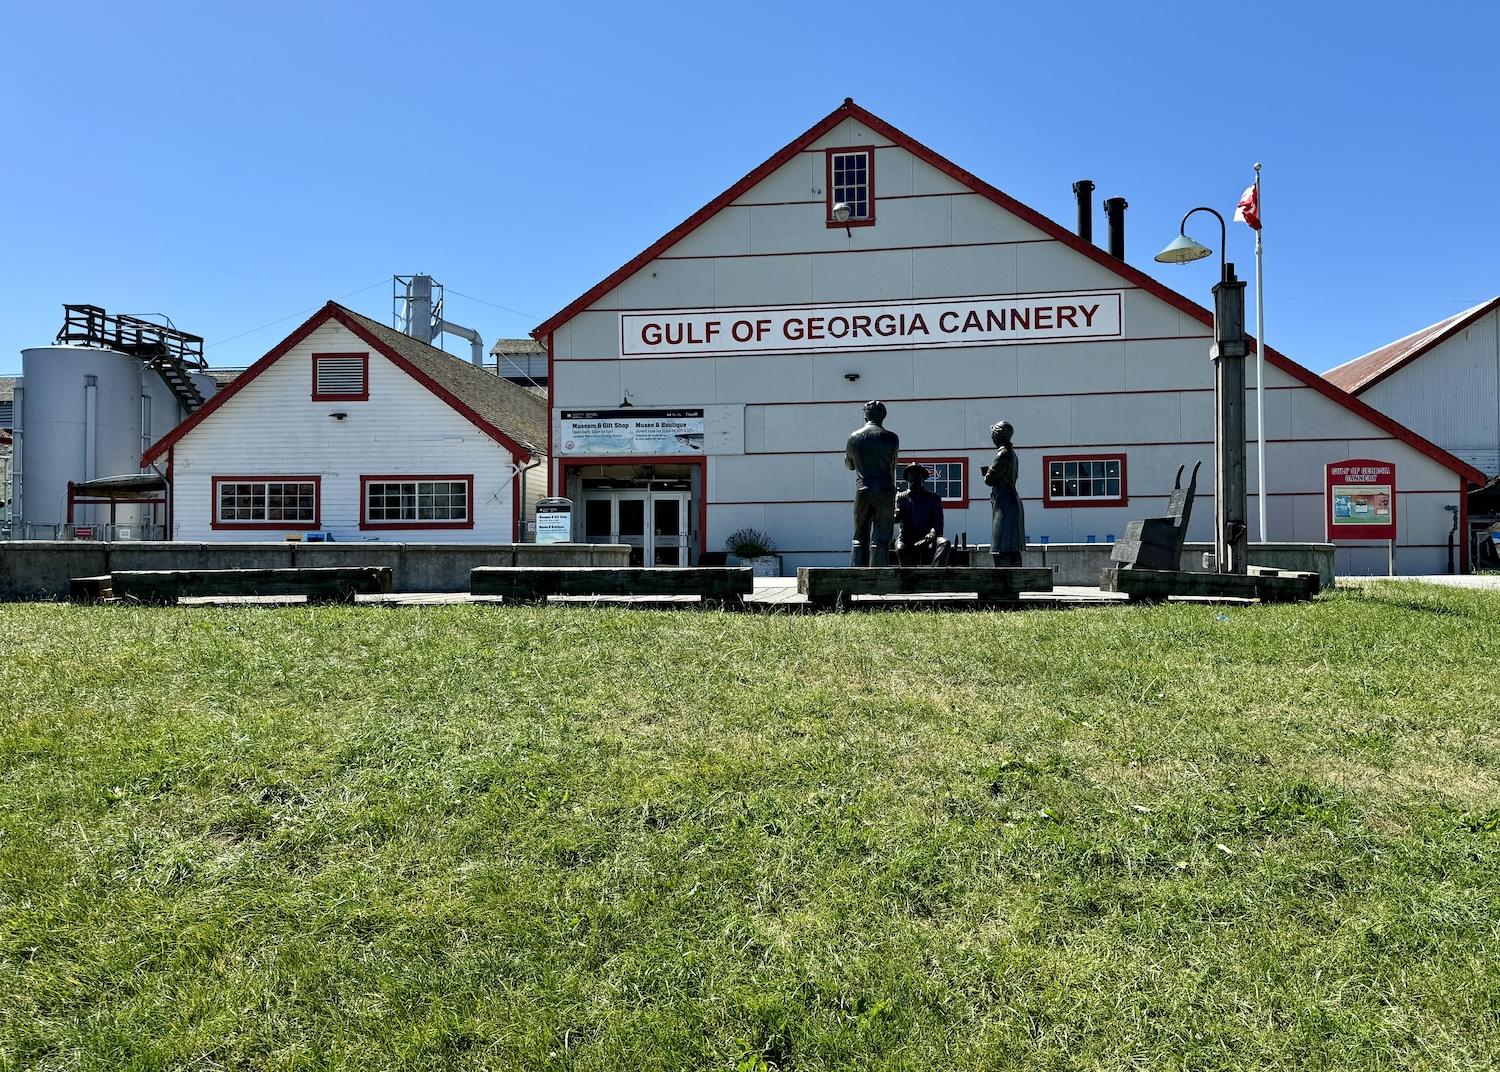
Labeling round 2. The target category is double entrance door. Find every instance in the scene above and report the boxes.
[582,490,691,566]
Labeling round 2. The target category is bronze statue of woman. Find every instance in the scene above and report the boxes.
[982,420,1025,567]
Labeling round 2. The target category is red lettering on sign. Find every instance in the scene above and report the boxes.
[642,323,662,346]
[1009,308,1029,331]
[1056,305,1078,328]
[731,320,753,342]
[1080,303,1099,327]
[939,311,959,333]
[784,318,805,341]
[851,314,872,337]
[986,309,1006,332]
[909,313,929,335]
[875,314,897,336]
[1034,306,1054,330]
[827,316,849,338]
[756,319,772,341]
[807,316,825,341]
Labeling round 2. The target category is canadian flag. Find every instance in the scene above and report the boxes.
[1234,182,1261,230]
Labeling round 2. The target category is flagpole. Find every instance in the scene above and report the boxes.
[1253,162,1267,544]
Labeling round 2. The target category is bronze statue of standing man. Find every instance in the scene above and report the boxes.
[845,400,900,566]
[983,420,1025,566]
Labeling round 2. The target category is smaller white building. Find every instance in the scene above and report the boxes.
[145,302,545,542]
[1325,298,1500,478]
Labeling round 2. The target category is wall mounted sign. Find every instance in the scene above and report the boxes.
[620,290,1124,357]
[1325,459,1396,542]
[559,408,705,456]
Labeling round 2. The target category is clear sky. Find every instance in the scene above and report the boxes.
[4,1,1497,378]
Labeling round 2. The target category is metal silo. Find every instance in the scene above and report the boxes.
[19,344,145,534]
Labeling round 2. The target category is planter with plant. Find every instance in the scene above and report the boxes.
[725,528,782,577]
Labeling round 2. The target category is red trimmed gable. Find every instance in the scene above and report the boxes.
[1324,297,1500,396]
[143,302,533,466]
[533,98,1485,487]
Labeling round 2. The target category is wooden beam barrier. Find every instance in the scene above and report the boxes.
[797,566,1054,609]
[100,567,393,605]
[1099,566,1319,604]
[469,567,753,604]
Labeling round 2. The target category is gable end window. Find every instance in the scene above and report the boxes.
[360,475,474,530]
[1041,454,1128,508]
[825,148,876,228]
[312,352,369,400]
[212,476,321,529]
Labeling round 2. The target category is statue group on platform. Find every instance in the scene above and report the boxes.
[845,401,1025,568]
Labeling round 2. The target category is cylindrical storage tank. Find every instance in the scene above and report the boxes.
[20,345,144,533]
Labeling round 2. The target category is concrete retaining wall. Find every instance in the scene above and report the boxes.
[0,542,630,602]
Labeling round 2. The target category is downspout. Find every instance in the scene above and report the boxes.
[10,380,21,535]
[83,375,97,532]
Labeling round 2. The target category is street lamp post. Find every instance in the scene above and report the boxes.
[1156,208,1249,575]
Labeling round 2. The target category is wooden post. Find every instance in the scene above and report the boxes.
[1212,266,1249,575]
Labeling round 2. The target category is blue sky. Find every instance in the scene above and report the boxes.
[4,1,1497,377]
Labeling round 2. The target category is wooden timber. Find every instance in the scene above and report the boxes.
[69,575,115,604]
[84,567,393,605]
[1099,566,1319,604]
[797,566,1054,609]
[469,566,753,604]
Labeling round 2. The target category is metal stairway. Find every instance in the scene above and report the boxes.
[55,305,208,411]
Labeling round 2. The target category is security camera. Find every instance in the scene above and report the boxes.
[844,371,860,382]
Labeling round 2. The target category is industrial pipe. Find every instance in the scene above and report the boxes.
[1104,197,1128,260]
[437,319,486,367]
[1073,179,1095,243]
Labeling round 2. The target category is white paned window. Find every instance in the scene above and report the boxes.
[1044,455,1127,507]
[827,148,874,224]
[312,353,368,399]
[894,459,967,504]
[215,479,318,525]
[363,478,471,526]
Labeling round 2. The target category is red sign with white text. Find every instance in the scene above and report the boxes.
[1325,459,1396,542]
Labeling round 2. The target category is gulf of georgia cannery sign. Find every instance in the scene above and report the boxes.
[620,290,1124,357]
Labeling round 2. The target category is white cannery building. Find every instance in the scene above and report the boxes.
[144,302,546,542]
[532,99,1484,575]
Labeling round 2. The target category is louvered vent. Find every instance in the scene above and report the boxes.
[313,353,367,398]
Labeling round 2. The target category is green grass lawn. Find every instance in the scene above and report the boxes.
[2,585,1498,1071]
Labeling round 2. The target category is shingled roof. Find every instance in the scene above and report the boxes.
[1324,298,1500,395]
[143,301,545,465]
[339,307,545,453]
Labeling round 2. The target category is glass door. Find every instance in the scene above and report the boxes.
[652,493,690,566]
[616,491,648,567]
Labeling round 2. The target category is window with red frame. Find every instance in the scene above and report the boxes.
[312,352,368,400]
[1042,454,1127,508]
[213,477,319,527]
[361,476,473,528]
[826,148,875,226]
[894,458,967,505]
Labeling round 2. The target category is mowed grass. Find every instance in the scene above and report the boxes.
[1,586,1498,1071]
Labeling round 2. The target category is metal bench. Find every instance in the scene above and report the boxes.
[70,567,393,605]
[797,566,1054,609]
[470,566,753,604]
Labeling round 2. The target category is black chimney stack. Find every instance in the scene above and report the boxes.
[1072,180,1095,243]
[1103,196,1128,260]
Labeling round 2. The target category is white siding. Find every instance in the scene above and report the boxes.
[549,115,1470,574]
[171,321,518,542]
[1359,308,1500,477]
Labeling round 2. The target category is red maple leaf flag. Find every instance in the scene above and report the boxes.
[1234,182,1261,230]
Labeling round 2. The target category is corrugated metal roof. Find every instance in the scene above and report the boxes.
[1324,298,1500,394]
